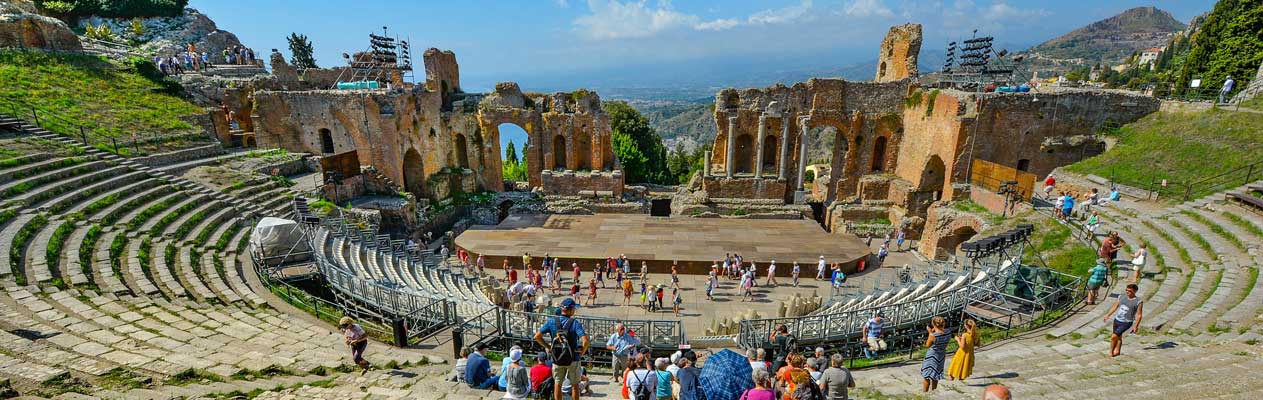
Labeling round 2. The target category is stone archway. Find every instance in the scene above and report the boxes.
[871,136,887,172]
[403,148,426,197]
[454,134,470,168]
[762,135,779,172]
[552,134,568,170]
[734,133,755,173]
[921,155,946,200]
[935,225,978,259]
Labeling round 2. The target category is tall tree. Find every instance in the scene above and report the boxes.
[603,101,669,184]
[1174,0,1263,93]
[505,140,519,164]
[287,33,317,69]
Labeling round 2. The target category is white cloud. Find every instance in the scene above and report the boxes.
[573,0,817,39]
[747,0,813,25]
[843,0,894,18]
[696,18,741,31]
[987,2,1050,19]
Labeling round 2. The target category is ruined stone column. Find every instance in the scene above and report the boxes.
[796,116,810,190]
[755,114,767,179]
[703,151,712,177]
[725,116,737,178]
[778,116,790,180]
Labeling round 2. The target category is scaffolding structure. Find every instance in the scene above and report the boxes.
[936,30,1029,91]
[331,26,415,89]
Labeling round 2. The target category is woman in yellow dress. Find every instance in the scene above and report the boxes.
[947,318,979,380]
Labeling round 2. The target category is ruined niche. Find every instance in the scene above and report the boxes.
[875,23,922,82]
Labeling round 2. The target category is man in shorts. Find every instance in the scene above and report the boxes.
[1103,284,1142,358]
[606,323,638,383]
[534,298,589,399]
[861,314,887,359]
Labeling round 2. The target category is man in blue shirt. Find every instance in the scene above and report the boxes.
[862,313,887,359]
[464,342,500,390]
[606,322,639,383]
[535,298,589,399]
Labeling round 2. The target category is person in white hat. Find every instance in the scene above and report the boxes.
[338,316,371,375]
[502,348,530,399]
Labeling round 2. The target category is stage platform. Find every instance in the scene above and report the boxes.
[454,214,870,275]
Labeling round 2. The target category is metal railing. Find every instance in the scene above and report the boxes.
[0,95,128,154]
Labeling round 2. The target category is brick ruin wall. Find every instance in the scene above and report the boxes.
[249,60,620,203]
[707,78,913,204]
[875,23,921,83]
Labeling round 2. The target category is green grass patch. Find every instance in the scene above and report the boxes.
[951,200,1003,224]
[1208,322,1233,334]
[137,237,152,279]
[0,50,203,153]
[230,365,301,381]
[126,198,174,231]
[213,223,242,251]
[30,372,91,397]
[1181,210,1245,251]
[1065,108,1263,201]
[46,219,77,272]
[97,367,152,391]
[79,224,102,281]
[1221,211,1263,238]
[1168,218,1217,261]
[0,208,15,227]
[148,201,199,236]
[10,214,49,285]
[164,368,224,386]
[1142,220,1192,265]
[83,193,121,216]
[173,209,209,239]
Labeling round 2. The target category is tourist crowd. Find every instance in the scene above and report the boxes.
[153,44,257,76]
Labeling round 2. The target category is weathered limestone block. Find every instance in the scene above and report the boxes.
[0,2,81,50]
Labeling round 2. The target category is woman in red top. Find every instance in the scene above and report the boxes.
[508,268,518,285]
[586,278,598,305]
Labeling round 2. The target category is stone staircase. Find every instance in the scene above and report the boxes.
[0,115,437,397]
[855,184,1263,399]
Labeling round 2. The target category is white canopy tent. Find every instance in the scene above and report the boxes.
[250,217,312,267]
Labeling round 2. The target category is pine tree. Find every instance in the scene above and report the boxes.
[505,140,519,165]
[287,33,317,69]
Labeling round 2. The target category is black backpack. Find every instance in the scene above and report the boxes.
[631,370,653,400]
[789,374,823,400]
[551,317,579,366]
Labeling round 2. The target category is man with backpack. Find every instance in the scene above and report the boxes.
[534,298,589,400]
[769,324,796,373]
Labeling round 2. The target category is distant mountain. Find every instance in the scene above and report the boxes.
[1025,6,1185,66]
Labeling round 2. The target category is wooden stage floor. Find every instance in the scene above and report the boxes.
[454,214,870,274]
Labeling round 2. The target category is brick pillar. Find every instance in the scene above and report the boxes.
[755,113,767,179]
[725,116,737,178]
[796,116,810,190]
[776,117,788,180]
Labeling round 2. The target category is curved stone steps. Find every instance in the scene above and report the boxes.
[41,170,146,214]
[1144,265,1213,332]
[60,223,93,287]
[114,191,183,230]
[198,214,238,250]
[1103,212,1187,317]
[0,213,38,277]
[1222,204,1263,231]
[90,230,129,295]
[205,217,241,252]
[146,240,189,299]
[122,236,163,297]
[174,246,216,302]
[225,255,266,306]
[0,288,169,376]
[65,177,160,218]
[137,194,207,235]
[6,164,125,209]
[1156,217,1215,263]
[1197,208,1263,256]
[0,154,68,184]
[23,217,63,283]
[1218,265,1263,330]
[0,158,101,195]
[1170,262,1240,333]
[96,184,171,225]
[1171,213,1248,264]
[200,251,241,304]
[164,200,228,243]
[0,295,122,379]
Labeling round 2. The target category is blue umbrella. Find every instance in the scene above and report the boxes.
[699,349,754,400]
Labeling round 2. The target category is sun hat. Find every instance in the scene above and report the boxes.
[338,316,353,327]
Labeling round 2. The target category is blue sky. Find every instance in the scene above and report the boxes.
[192,1,1214,93]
